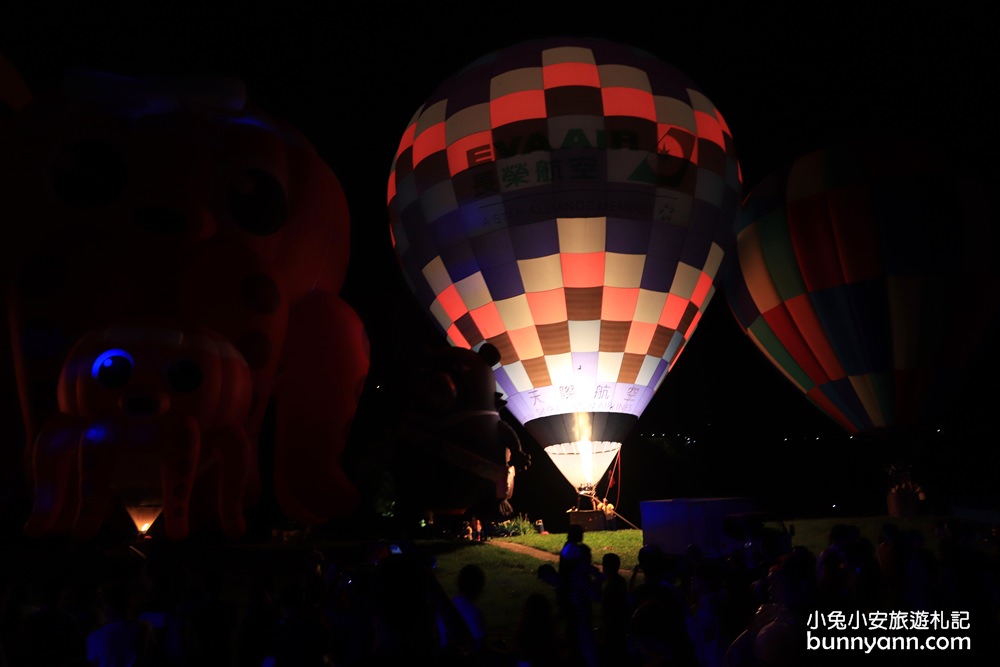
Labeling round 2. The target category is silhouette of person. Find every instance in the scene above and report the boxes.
[597,552,629,667]
[557,526,600,667]
[267,575,330,667]
[627,545,697,666]
[724,547,816,667]
[17,573,86,667]
[536,564,560,588]
[370,549,451,662]
[629,596,700,667]
[685,567,726,667]
[513,592,562,667]
[451,564,487,655]
[85,579,154,667]
[557,524,585,606]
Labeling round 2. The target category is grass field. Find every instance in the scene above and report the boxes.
[427,513,951,647]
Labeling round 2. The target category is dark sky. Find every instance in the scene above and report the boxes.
[2,4,998,526]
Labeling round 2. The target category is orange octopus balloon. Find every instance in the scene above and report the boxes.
[2,68,369,538]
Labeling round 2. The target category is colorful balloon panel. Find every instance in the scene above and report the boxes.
[726,142,1000,434]
[388,36,741,482]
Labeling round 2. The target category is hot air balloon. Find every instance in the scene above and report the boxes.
[725,141,1000,436]
[3,67,369,539]
[387,36,741,496]
[125,502,163,536]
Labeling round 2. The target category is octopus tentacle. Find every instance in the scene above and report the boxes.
[273,293,367,524]
[71,422,119,538]
[159,416,201,541]
[211,425,251,538]
[24,417,84,536]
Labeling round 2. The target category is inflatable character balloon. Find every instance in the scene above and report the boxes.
[395,343,530,522]
[1,66,369,538]
[27,325,254,540]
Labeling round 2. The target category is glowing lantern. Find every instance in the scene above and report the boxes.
[387,36,741,494]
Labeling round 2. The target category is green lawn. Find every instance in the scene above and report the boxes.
[427,514,951,647]
[425,540,558,651]
[489,513,946,567]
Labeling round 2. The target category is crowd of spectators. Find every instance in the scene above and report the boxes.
[1,517,998,666]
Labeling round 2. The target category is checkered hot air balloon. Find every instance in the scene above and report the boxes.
[726,141,1000,435]
[387,36,741,494]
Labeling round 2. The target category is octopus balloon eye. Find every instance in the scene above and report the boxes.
[51,139,127,208]
[165,359,203,393]
[228,168,287,235]
[91,349,134,388]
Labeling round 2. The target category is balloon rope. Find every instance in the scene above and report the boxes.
[610,452,639,530]
[597,450,637,528]
[612,450,622,508]
[611,509,640,531]
[602,450,623,508]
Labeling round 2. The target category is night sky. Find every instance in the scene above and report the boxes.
[2,4,998,532]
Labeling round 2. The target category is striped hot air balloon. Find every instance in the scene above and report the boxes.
[387,36,741,494]
[726,141,1000,435]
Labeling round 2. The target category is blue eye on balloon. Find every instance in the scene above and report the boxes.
[85,424,109,442]
[91,349,134,388]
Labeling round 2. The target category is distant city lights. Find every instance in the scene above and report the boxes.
[634,424,951,448]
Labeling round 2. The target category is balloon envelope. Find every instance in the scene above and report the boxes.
[388,36,740,491]
[726,142,1000,435]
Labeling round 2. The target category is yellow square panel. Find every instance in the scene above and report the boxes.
[496,294,534,331]
[604,252,645,288]
[557,217,606,253]
[518,255,564,292]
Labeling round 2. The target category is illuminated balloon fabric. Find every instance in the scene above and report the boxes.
[24,326,253,541]
[726,143,999,435]
[387,37,741,490]
[1,69,370,535]
[126,503,163,535]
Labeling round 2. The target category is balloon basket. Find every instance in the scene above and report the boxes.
[567,509,607,532]
[887,491,919,517]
